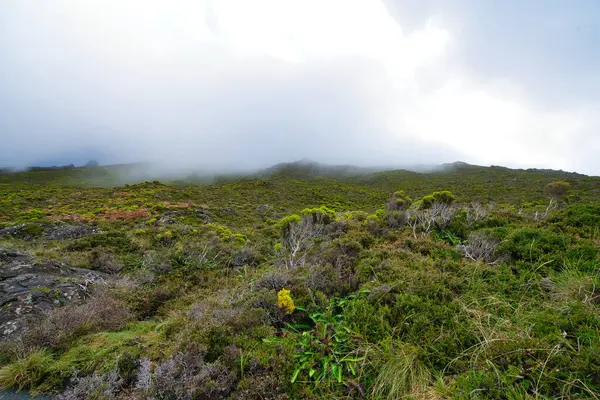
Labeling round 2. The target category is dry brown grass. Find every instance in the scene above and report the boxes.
[161,201,194,209]
[98,208,151,221]
[50,214,94,223]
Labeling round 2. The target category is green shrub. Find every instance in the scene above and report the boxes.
[552,203,600,238]
[0,349,54,391]
[386,190,412,211]
[22,223,44,236]
[421,191,455,209]
[19,209,46,221]
[544,181,570,202]
[501,228,569,263]
[300,206,336,224]
[343,298,391,342]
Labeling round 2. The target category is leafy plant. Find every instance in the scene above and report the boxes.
[287,294,367,389]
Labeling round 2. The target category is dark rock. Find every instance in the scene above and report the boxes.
[0,248,31,260]
[0,224,26,237]
[4,286,28,294]
[0,249,110,338]
[254,204,271,213]
[540,277,554,292]
[194,207,211,223]
[30,291,46,299]
[0,224,45,240]
[157,215,177,225]
[43,223,100,240]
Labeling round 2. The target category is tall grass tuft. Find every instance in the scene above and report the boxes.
[0,349,53,390]
[371,342,430,399]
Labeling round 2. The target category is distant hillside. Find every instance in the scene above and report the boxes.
[256,159,384,180]
[2,159,598,205]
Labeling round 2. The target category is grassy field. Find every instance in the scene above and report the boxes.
[1,163,599,399]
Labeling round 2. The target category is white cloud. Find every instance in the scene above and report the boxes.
[400,78,595,170]
[1,0,598,174]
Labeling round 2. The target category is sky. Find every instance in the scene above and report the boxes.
[1,0,599,175]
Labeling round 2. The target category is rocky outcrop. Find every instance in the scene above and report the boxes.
[43,223,100,240]
[254,204,272,213]
[0,223,100,241]
[194,207,211,223]
[0,224,27,237]
[0,248,108,338]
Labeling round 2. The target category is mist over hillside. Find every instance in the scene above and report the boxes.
[2,1,600,397]
[2,151,600,398]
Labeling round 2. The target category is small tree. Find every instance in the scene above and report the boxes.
[406,202,457,238]
[544,181,570,203]
[385,191,412,228]
[386,190,412,212]
[541,181,571,218]
[279,214,322,269]
[466,201,488,226]
[421,191,455,209]
[84,160,99,168]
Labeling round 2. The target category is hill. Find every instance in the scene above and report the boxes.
[256,158,385,179]
[0,161,599,398]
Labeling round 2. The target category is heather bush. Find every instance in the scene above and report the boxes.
[23,290,133,350]
[256,271,290,291]
[88,247,123,274]
[457,232,503,264]
[56,366,122,400]
[134,352,236,399]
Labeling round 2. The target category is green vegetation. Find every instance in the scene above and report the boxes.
[0,163,599,398]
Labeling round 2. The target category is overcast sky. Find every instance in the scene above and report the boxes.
[1,0,599,174]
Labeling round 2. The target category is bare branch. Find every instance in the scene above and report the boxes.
[281,217,322,269]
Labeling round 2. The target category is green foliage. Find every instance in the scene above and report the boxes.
[544,180,571,201]
[552,202,600,238]
[287,294,366,390]
[0,350,54,392]
[300,206,336,224]
[370,342,430,400]
[18,209,46,221]
[387,190,412,211]
[1,163,600,398]
[343,298,391,342]
[278,214,301,231]
[501,227,569,263]
[420,190,456,209]
[205,223,248,244]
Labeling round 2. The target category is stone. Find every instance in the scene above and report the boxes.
[254,204,271,213]
[0,224,26,237]
[0,248,110,339]
[43,223,100,240]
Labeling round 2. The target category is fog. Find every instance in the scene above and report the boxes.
[1,1,599,175]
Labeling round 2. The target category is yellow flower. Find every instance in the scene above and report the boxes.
[277,288,295,315]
